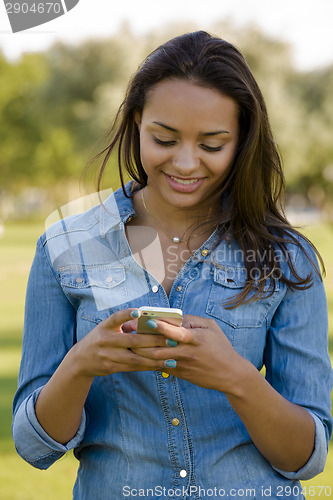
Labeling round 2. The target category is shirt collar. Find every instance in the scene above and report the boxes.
[99,181,137,237]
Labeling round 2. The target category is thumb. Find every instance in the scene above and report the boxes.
[103,308,141,332]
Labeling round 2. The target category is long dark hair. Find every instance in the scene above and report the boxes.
[90,30,323,306]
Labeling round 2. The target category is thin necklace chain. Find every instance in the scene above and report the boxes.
[141,189,217,244]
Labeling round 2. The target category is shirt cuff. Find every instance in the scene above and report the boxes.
[12,387,86,469]
[272,411,328,480]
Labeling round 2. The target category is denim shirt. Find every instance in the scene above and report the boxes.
[12,182,332,499]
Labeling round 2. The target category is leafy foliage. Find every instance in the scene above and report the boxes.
[0,23,332,217]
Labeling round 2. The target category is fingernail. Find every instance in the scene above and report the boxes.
[146,319,157,329]
[165,359,177,368]
[131,309,140,318]
[166,339,178,347]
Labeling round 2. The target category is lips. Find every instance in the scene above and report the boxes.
[169,175,199,185]
[164,173,205,193]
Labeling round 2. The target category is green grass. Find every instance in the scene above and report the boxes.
[0,220,332,499]
[0,221,78,498]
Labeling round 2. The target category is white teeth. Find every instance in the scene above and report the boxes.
[170,176,199,185]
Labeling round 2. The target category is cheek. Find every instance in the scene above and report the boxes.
[140,149,156,173]
[211,151,235,176]
[140,140,169,172]
[139,136,152,170]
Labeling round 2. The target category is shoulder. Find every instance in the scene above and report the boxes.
[275,229,324,286]
[39,182,135,271]
[41,182,134,243]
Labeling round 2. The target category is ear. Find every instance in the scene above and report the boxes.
[134,111,141,132]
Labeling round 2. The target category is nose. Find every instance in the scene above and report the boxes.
[172,143,200,173]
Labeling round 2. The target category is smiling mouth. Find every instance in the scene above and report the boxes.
[168,175,200,185]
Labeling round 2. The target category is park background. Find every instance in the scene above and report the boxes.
[1,1,333,498]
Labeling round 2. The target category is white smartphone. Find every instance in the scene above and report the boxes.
[137,306,183,333]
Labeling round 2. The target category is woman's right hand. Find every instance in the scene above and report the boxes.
[34,308,167,444]
[69,308,168,378]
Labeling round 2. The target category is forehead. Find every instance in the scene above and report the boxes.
[142,79,238,131]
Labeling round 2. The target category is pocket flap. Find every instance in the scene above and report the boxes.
[59,266,126,289]
[213,267,279,292]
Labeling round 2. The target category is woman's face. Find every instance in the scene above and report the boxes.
[135,78,239,211]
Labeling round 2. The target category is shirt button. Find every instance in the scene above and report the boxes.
[152,285,159,293]
[176,285,182,292]
[75,277,83,283]
[180,469,187,478]
[127,216,133,223]
[201,249,209,257]
[161,372,170,378]
[105,276,113,283]
[171,418,180,426]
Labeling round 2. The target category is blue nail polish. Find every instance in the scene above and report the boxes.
[166,339,178,347]
[131,309,140,318]
[165,359,177,368]
[146,319,157,329]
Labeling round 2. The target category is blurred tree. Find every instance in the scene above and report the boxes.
[0,23,332,219]
[40,37,129,147]
[0,51,48,190]
[282,66,333,217]
[212,22,333,216]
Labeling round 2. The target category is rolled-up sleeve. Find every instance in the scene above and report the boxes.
[13,387,86,469]
[272,411,328,480]
[264,241,333,480]
[12,236,85,469]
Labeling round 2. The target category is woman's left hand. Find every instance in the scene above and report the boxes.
[126,314,317,472]
[126,314,244,392]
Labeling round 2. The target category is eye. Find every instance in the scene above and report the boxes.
[200,144,224,152]
[153,137,176,147]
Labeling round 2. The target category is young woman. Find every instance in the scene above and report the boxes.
[12,31,332,499]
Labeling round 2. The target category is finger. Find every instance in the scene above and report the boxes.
[164,359,177,369]
[103,308,141,331]
[113,348,163,368]
[101,348,167,372]
[181,314,212,329]
[131,346,167,359]
[151,321,194,344]
[121,319,138,333]
[131,345,185,361]
[131,334,172,348]
[102,332,168,350]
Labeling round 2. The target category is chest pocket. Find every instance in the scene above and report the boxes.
[206,266,279,328]
[59,265,128,323]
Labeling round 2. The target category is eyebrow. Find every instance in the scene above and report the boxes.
[152,121,230,136]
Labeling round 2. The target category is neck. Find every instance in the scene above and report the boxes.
[138,186,219,242]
